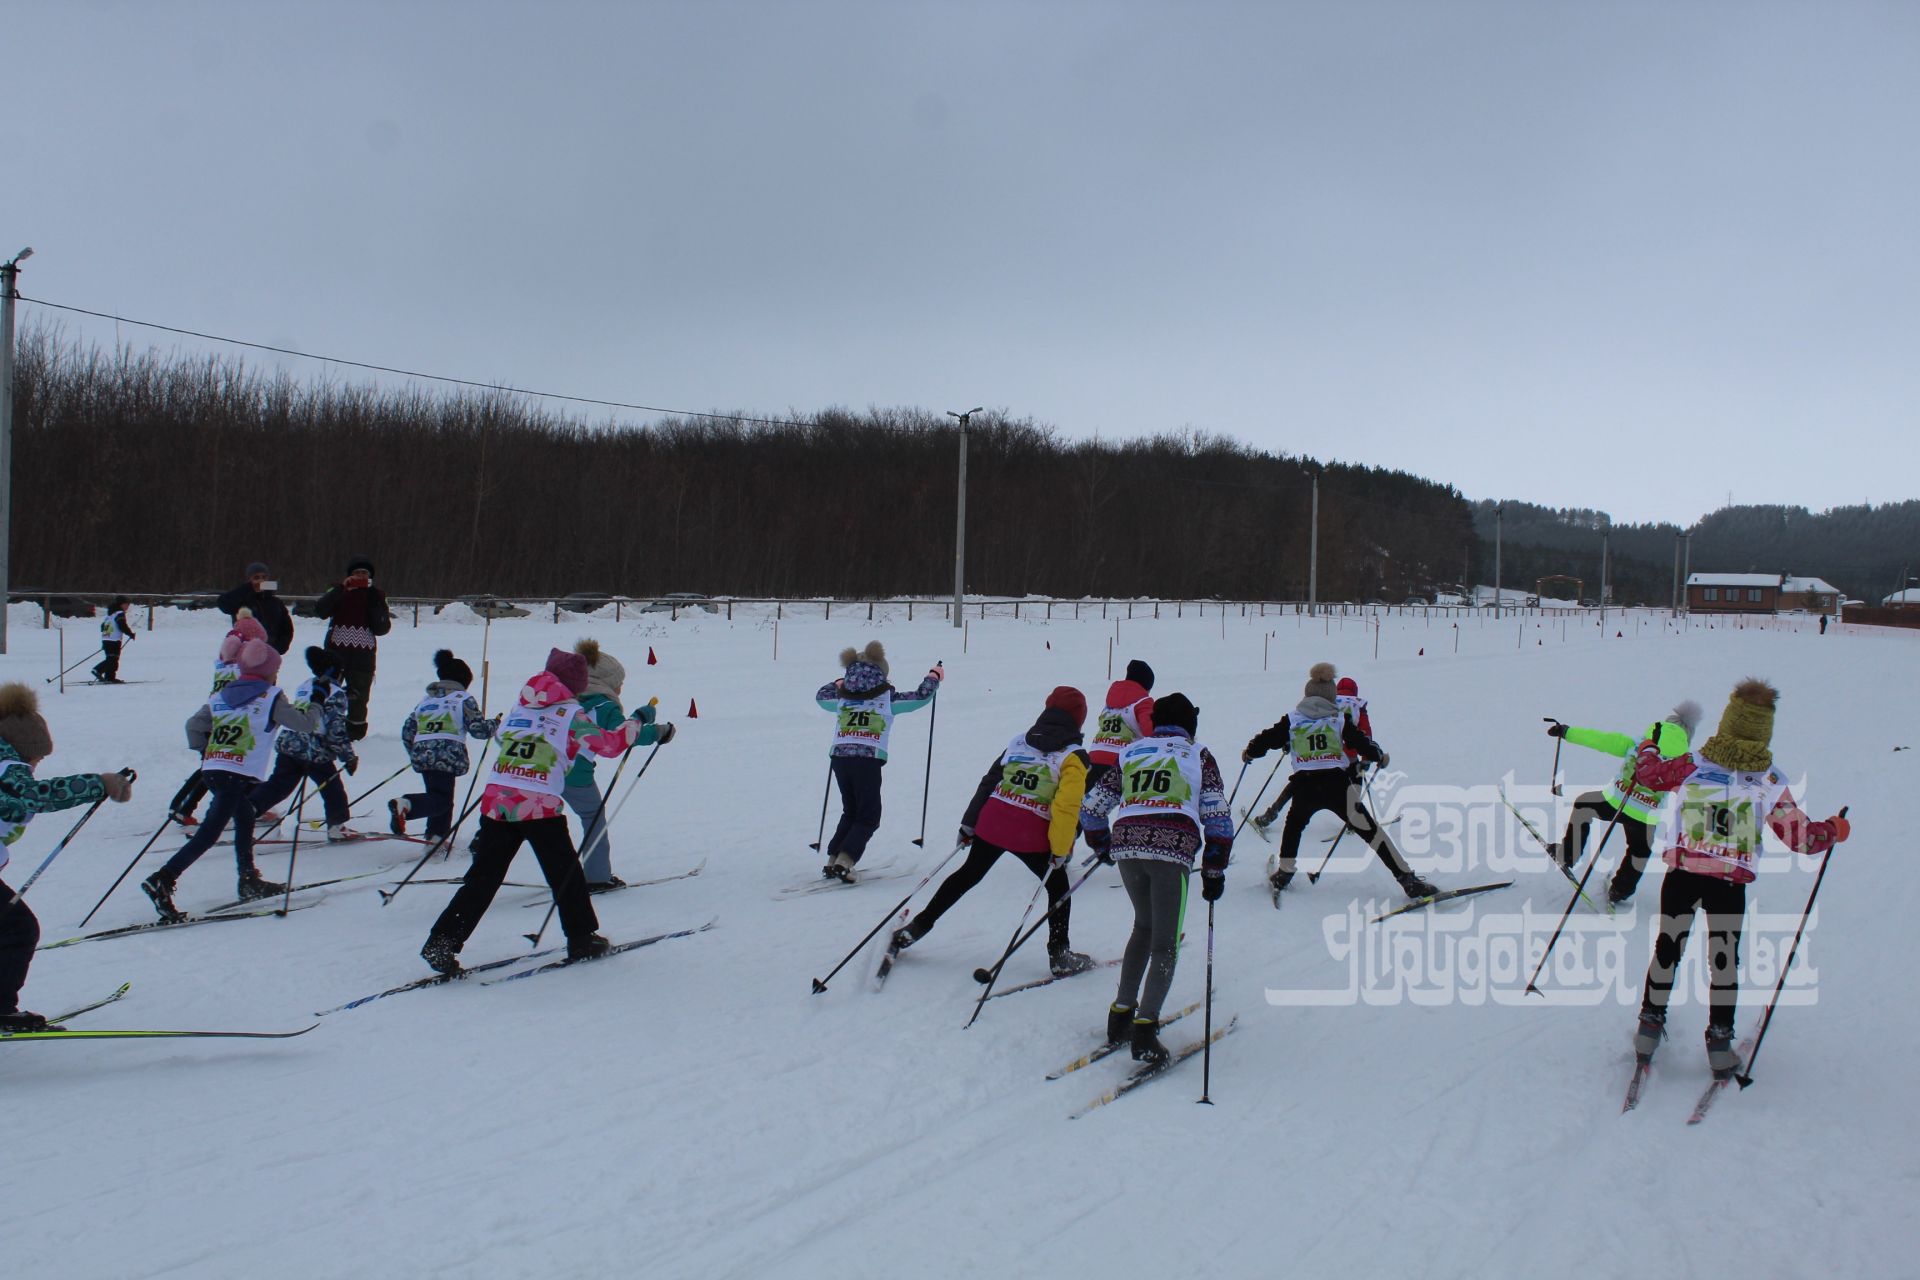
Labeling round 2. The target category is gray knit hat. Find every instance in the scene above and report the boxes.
[1303,661,1338,702]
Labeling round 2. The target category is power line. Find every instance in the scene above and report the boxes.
[17,293,823,430]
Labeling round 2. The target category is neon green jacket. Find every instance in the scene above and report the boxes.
[1564,720,1689,822]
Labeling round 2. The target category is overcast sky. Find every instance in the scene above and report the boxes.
[10,1,1916,525]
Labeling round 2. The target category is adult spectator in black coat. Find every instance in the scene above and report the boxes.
[314,555,392,742]
[216,562,294,654]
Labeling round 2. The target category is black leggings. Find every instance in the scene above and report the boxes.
[913,838,1072,951]
[1560,791,1654,897]
[1642,867,1746,1030]
[250,756,350,827]
[1276,769,1411,880]
[169,769,209,820]
[426,816,598,950]
[158,770,260,882]
[827,756,884,863]
[0,882,39,1015]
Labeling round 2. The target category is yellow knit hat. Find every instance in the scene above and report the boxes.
[1699,678,1776,773]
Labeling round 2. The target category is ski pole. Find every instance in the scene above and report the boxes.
[1222,759,1250,812]
[1198,896,1216,1105]
[15,769,134,897]
[1523,803,1626,995]
[807,761,833,852]
[811,839,968,993]
[379,748,498,906]
[1545,719,1564,797]
[252,764,342,844]
[965,861,1101,1028]
[79,805,176,927]
[1737,808,1845,1089]
[441,739,498,860]
[524,727,662,949]
[277,779,307,918]
[337,763,409,819]
[1232,757,1285,841]
[46,647,103,685]
[912,682,940,847]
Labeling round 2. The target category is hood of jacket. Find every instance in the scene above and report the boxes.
[215,677,275,709]
[842,661,892,697]
[1149,724,1193,742]
[425,679,468,697]
[1293,694,1341,720]
[517,670,577,710]
[1103,679,1150,709]
[1024,706,1084,753]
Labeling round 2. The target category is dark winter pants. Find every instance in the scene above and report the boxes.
[328,648,378,742]
[250,755,350,827]
[1276,769,1413,882]
[169,769,208,820]
[402,770,458,838]
[0,882,38,1016]
[1641,867,1746,1032]
[1116,857,1188,1022]
[827,756,884,864]
[1559,792,1655,899]
[427,816,599,949]
[93,641,123,681]
[913,838,1073,952]
[158,770,261,883]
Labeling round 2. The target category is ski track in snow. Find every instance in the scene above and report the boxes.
[3,602,1915,1278]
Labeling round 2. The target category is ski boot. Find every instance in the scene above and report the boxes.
[1631,1008,1667,1062]
[1130,1016,1170,1067]
[420,934,463,976]
[388,798,410,836]
[1250,813,1272,838]
[141,872,186,924]
[1397,872,1439,900]
[326,824,357,843]
[891,919,925,954]
[1705,1023,1740,1080]
[1266,852,1293,896]
[1606,882,1635,909]
[1048,947,1097,978]
[1106,1003,1136,1045]
[168,810,199,829]
[236,870,286,902]
[567,933,614,963]
[586,875,628,894]
[0,1010,59,1033]
[257,810,284,825]
[822,852,856,883]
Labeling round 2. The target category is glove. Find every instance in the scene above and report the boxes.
[1546,720,1568,738]
[1085,830,1111,862]
[927,664,945,684]
[1828,814,1851,843]
[344,756,360,777]
[631,703,657,725]
[654,722,677,745]
[1808,814,1850,853]
[956,826,974,847]
[1376,750,1390,769]
[1241,747,1256,763]
[1201,869,1225,901]
[100,770,134,803]
[484,715,503,737]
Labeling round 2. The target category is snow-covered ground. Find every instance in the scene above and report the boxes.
[4,601,1912,1279]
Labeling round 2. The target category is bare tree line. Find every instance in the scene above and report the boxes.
[12,328,1479,601]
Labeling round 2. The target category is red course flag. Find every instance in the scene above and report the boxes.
[687,698,699,718]
[648,646,658,665]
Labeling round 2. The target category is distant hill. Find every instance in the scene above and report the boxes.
[1471,500,1920,605]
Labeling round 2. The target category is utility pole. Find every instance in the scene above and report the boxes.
[1681,530,1692,612]
[1600,531,1610,626]
[0,247,29,656]
[945,407,982,630]
[1671,531,1681,613]
[1493,502,1503,618]
[1307,466,1319,612]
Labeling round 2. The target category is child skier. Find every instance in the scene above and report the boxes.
[91,597,135,683]
[813,641,944,882]
[1544,700,1700,905]
[1087,659,1155,789]
[561,639,668,891]
[0,685,134,1031]
[246,647,360,840]
[166,613,254,828]
[1079,692,1231,1065]
[1250,673,1372,838]
[419,648,670,974]
[141,626,321,921]
[890,686,1095,976]
[1625,678,1849,1078]
[391,650,497,842]
[1244,662,1436,901]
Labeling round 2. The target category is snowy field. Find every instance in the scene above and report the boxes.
[3,600,1914,1280]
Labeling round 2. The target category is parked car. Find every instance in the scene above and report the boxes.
[165,589,223,610]
[1524,595,1540,607]
[1402,596,1430,607]
[557,592,615,615]
[640,593,720,614]
[439,595,530,620]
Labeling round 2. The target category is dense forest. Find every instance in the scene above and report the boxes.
[1471,500,1920,605]
[11,329,1479,601]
